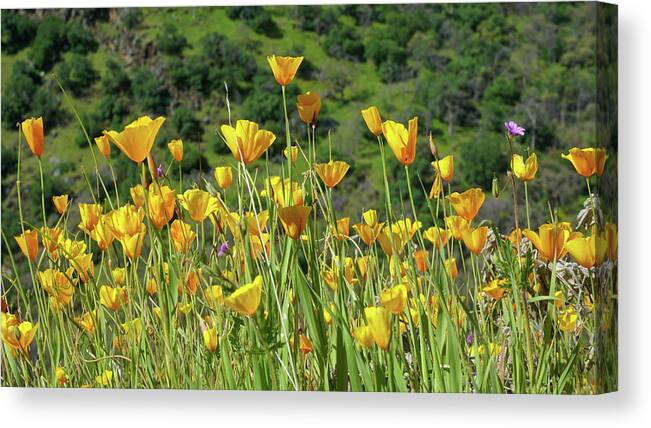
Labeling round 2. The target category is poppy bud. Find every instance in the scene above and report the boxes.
[492,174,500,199]
[429,132,438,158]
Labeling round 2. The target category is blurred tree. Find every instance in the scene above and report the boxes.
[171,107,203,141]
[55,53,99,96]
[65,20,98,54]
[155,23,188,55]
[1,11,37,54]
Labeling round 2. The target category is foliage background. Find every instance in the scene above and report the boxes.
[1,2,610,265]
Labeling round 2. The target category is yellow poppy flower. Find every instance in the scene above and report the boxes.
[377,226,407,257]
[414,249,429,273]
[104,116,165,164]
[566,232,608,268]
[483,279,508,301]
[145,278,158,295]
[431,155,454,182]
[78,203,103,233]
[203,327,218,352]
[297,91,321,125]
[462,226,489,255]
[314,160,350,188]
[323,304,335,325]
[508,227,523,248]
[147,184,176,229]
[352,324,374,348]
[179,188,220,222]
[14,229,39,261]
[361,106,383,136]
[94,133,111,158]
[88,215,114,251]
[168,138,183,162]
[290,334,313,354]
[55,367,68,385]
[112,209,147,260]
[224,275,263,316]
[52,194,69,215]
[112,268,126,286]
[96,370,113,386]
[523,222,574,262]
[181,270,200,296]
[204,285,224,308]
[391,218,421,243]
[220,120,276,165]
[214,165,233,190]
[170,219,196,254]
[365,306,392,351]
[380,284,408,314]
[429,173,444,199]
[445,215,469,240]
[332,217,350,240]
[561,147,608,177]
[129,184,145,208]
[559,306,578,333]
[264,176,304,207]
[1,317,38,354]
[40,226,62,260]
[382,117,418,165]
[511,153,538,181]
[74,309,97,334]
[21,116,44,157]
[423,226,448,248]
[444,257,458,280]
[267,55,303,86]
[278,205,312,240]
[99,285,127,311]
[448,188,484,222]
[283,145,299,164]
[353,222,383,246]
[38,267,76,307]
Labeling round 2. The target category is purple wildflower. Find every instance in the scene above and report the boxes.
[156,164,165,178]
[466,334,473,346]
[504,121,525,137]
[217,241,230,257]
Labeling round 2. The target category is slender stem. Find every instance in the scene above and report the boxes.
[281,85,292,198]
[524,181,531,230]
[37,157,47,227]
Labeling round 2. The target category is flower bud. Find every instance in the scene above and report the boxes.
[428,132,438,158]
[492,174,500,199]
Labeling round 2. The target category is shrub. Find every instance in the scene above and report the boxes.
[132,67,169,114]
[1,145,18,178]
[65,20,98,54]
[180,141,208,173]
[101,59,131,95]
[323,23,365,62]
[155,23,188,55]
[171,107,203,142]
[459,135,507,189]
[1,61,40,128]
[227,6,282,38]
[95,95,130,128]
[30,16,68,71]
[292,6,338,35]
[55,54,99,96]
[1,11,37,54]
[121,8,144,30]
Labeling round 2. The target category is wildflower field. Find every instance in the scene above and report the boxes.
[1,5,617,393]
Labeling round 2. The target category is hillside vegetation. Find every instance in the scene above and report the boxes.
[3,3,600,256]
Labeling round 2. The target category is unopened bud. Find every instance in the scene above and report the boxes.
[492,174,500,198]
[429,132,438,158]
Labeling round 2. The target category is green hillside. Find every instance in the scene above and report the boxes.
[2,3,602,256]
